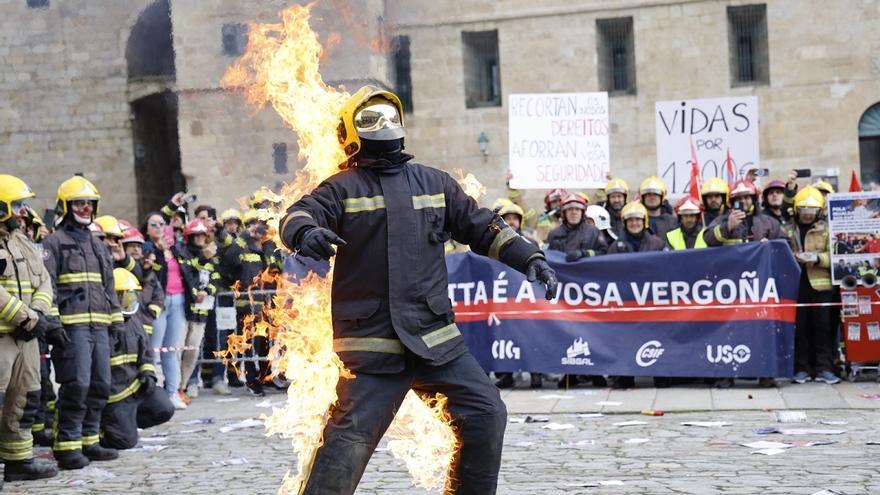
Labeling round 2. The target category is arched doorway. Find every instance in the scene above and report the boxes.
[859,102,880,186]
[126,0,184,219]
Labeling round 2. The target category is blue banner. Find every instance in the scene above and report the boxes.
[446,240,800,378]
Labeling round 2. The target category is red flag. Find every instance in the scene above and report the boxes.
[725,147,735,187]
[849,170,862,192]
[688,137,701,200]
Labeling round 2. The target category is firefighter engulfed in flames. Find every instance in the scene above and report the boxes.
[278,86,559,494]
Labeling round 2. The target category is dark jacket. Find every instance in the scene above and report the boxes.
[221,233,283,310]
[137,268,164,337]
[607,230,667,254]
[703,211,783,246]
[703,207,725,228]
[42,221,123,330]
[278,155,543,374]
[646,212,679,240]
[546,221,607,259]
[106,313,156,406]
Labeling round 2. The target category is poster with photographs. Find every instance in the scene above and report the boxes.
[827,191,880,285]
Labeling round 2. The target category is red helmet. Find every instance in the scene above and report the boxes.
[729,180,759,199]
[544,188,569,207]
[183,219,209,238]
[561,193,588,211]
[761,180,785,201]
[121,227,144,245]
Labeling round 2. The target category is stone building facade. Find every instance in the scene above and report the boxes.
[2,0,879,222]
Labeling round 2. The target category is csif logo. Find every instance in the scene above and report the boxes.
[492,339,520,360]
[636,340,664,367]
[706,344,751,364]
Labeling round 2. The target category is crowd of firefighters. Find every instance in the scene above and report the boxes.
[0,164,848,486]
[0,173,282,486]
[487,171,841,390]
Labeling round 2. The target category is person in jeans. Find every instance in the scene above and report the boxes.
[141,207,187,410]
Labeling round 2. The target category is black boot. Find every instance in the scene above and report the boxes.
[4,459,59,482]
[530,373,542,389]
[227,369,245,388]
[54,450,90,470]
[494,373,515,389]
[82,444,118,461]
[32,429,54,447]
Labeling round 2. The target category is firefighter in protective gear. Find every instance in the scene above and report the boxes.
[586,205,617,245]
[547,194,607,262]
[700,177,729,226]
[120,227,164,339]
[95,215,139,274]
[813,179,835,197]
[703,180,784,246]
[221,209,282,397]
[176,219,219,403]
[639,176,678,238]
[600,178,628,234]
[665,198,707,250]
[43,175,123,469]
[99,269,173,449]
[534,188,568,242]
[0,175,59,483]
[279,85,558,495]
[789,187,838,385]
[761,180,790,223]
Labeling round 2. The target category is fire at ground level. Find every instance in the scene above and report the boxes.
[11,380,880,494]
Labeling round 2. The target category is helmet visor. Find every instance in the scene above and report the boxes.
[118,289,140,316]
[354,102,404,140]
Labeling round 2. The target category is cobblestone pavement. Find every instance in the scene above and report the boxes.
[10,383,880,494]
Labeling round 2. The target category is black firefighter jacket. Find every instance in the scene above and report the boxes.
[107,313,156,406]
[279,156,543,374]
[221,233,282,310]
[703,211,784,246]
[42,222,123,330]
[546,221,608,257]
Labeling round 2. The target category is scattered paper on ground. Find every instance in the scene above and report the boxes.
[752,448,788,455]
[578,413,604,418]
[741,441,792,450]
[624,438,650,444]
[542,423,575,431]
[681,421,732,427]
[219,418,263,433]
[538,394,575,400]
[817,420,848,426]
[774,411,807,423]
[212,457,249,466]
[216,397,240,403]
[613,420,649,427]
[182,417,215,425]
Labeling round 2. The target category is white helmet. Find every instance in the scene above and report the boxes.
[586,205,617,240]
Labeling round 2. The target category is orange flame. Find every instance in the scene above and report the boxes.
[222,4,457,493]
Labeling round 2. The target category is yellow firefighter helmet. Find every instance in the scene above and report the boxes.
[113,267,142,316]
[794,186,825,210]
[813,179,835,195]
[220,208,242,224]
[604,177,629,197]
[621,201,649,229]
[0,174,36,222]
[56,175,100,218]
[497,201,525,220]
[639,176,667,200]
[337,85,405,166]
[94,215,124,238]
[700,177,730,204]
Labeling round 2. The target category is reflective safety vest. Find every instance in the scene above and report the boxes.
[665,227,707,250]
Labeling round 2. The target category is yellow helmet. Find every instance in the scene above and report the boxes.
[700,177,730,203]
[0,174,36,222]
[25,206,44,227]
[248,187,280,209]
[242,209,265,225]
[813,179,835,195]
[113,267,142,292]
[621,201,649,229]
[220,208,242,224]
[56,175,100,218]
[605,178,629,196]
[639,176,667,199]
[491,198,514,212]
[794,186,825,210]
[337,85,405,167]
[94,215,124,238]
[497,202,525,220]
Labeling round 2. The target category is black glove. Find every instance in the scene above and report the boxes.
[298,227,346,261]
[12,313,53,342]
[526,257,558,301]
[139,374,157,397]
[44,317,71,348]
[564,250,584,262]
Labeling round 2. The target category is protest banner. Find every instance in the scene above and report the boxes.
[446,241,798,377]
[655,96,760,194]
[827,191,880,285]
[508,92,609,189]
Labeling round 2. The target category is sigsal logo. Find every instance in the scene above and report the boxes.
[561,338,593,366]
[491,339,520,360]
[706,344,751,364]
[636,340,664,367]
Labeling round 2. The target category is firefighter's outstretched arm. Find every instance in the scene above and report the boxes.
[279,180,347,261]
[443,174,558,299]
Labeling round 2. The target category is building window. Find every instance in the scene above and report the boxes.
[273,143,288,175]
[461,30,501,108]
[27,0,49,8]
[727,4,770,86]
[392,36,413,113]
[222,23,248,57]
[596,17,636,95]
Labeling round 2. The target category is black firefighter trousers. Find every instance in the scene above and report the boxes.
[51,327,110,454]
[795,283,836,375]
[302,352,507,495]
[100,386,174,449]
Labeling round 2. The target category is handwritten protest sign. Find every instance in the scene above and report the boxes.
[508,92,609,189]
[655,96,760,194]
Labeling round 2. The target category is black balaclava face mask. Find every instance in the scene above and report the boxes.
[359,138,405,164]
